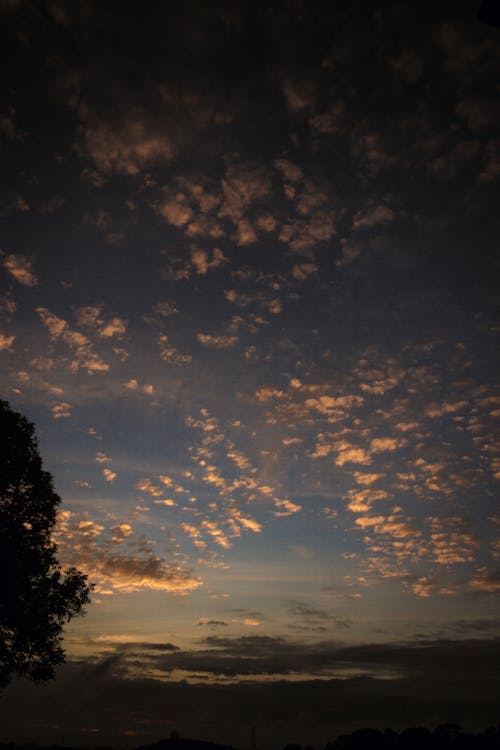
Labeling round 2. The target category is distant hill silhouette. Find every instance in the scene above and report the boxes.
[0,740,235,750]
[324,724,500,750]
[1,725,500,750]
[136,737,235,750]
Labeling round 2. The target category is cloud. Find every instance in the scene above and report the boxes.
[255,213,277,232]
[94,552,199,592]
[91,636,180,650]
[110,523,134,543]
[36,307,109,374]
[2,253,38,285]
[288,603,351,629]
[354,472,384,486]
[0,333,15,350]
[306,394,364,417]
[191,248,210,274]
[355,515,387,529]
[55,511,200,594]
[275,158,303,183]
[181,522,206,550]
[279,212,336,253]
[291,263,318,281]
[37,308,67,337]
[159,334,192,365]
[425,400,468,418]
[96,452,111,463]
[124,379,154,395]
[190,247,228,275]
[309,101,345,136]
[136,478,164,497]
[103,469,117,482]
[336,239,361,268]
[236,218,258,245]
[79,633,500,688]
[220,162,271,217]
[468,567,500,594]
[200,520,232,549]
[154,301,178,317]
[449,619,500,635]
[197,333,239,349]
[352,204,395,230]
[74,305,102,329]
[255,387,285,402]
[224,287,281,323]
[81,114,173,176]
[0,112,21,140]
[51,401,71,419]
[282,78,317,112]
[335,446,371,467]
[157,195,193,227]
[346,488,389,513]
[0,291,16,319]
[410,575,441,599]
[370,437,405,453]
[227,506,262,534]
[274,498,301,516]
[100,318,127,338]
[75,305,127,339]
[153,499,176,507]
[310,442,332,459]
[226,450,253,471]
[428,516,478,565]
[177,177,220,214]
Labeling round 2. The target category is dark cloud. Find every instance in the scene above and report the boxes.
[60,635,500,683]
[449,619,500,634]
[286,624,329,633]
[287,602,352,631]
[1,638,499,750]
[289,603,332,619]
[227,607,264,619]
[92,640,181,653]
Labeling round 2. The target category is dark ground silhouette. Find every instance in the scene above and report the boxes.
[1,724,500,750]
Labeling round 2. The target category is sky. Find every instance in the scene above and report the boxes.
[0,0,499,747]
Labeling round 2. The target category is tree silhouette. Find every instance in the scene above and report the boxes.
[0,399,92,688]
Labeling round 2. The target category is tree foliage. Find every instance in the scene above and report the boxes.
[0,399,92,688]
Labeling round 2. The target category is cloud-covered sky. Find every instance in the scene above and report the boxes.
[1,1,499,747]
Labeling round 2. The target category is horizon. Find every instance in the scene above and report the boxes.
[1,722,500,750]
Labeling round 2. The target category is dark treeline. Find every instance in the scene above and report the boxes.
[2,725,500,750]
[322,724,500,750]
